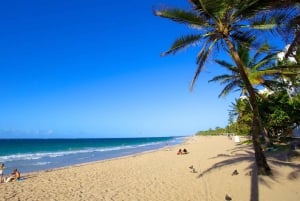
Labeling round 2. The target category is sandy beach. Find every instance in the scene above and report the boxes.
[1,136,300,201]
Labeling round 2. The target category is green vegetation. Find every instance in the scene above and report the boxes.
[198,90,300,138]
[195,127,226,136]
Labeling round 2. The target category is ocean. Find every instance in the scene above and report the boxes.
[0,136,185,174]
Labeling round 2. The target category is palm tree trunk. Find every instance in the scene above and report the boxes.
[254,103,272,146]
[251,102,272,175]
[248,95,272,146]
[225,38,272,175]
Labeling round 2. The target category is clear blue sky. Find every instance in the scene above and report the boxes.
[0,0,269,138]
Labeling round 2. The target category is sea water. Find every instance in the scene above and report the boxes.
[0,137,185,174]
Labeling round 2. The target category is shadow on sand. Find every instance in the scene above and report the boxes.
[196,144,300,201]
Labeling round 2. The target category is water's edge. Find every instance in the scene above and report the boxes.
[0,137,187,175]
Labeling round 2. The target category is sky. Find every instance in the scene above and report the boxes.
[0,0,282,138]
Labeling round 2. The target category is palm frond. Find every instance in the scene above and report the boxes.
[230,30,256,46]
[197,0,230,22]
[218,80,242,98]
[257,42,272,53]
[262,80,282,90]
[275,64,300,72]
[208,74,236,84]
[237,43,250,66]
[161,34,202,56]
[285,30,300,59]
[214,59,239,72]
[285,15,300,58]
[188,0,202,9]
[252,53,278,71]
[251,17,278,30]
[252,42,273,62]
[255,0,300,9]
[155,0,299,106]
[153,8,209,27]
[232,0,261,19]
[190,38,218,90]
[250,9,295,32]
[250,70,278,79]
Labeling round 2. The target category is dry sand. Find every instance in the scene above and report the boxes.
[1,136,300,201]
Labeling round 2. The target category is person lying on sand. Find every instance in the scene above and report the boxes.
[5,169,21,183]
[183,148,189,154]
[177,148,189,155]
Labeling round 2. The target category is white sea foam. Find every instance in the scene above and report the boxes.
[34,162,51,166]
[0,142,161,162]
[137,142,160,147]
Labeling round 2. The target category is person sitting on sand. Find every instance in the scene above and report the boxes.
[0,163,4,183]
[183,148,189,154]
[5,169,21,183]
[177,149,183,155]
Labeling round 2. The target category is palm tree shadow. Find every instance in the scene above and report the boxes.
[197,147,259,200]
[196,145,300,201]
[268,159,300,180]
[249,163,258,201]
[198,145,254,178]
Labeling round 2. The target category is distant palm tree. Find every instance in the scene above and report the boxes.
[209,42,282,98]
[230,98,252,135]
[154,0,295,175]
[210,42,300,94]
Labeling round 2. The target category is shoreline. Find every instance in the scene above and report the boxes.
[1,136,186,175]
[1,136,300,201]
[20,136,192,176]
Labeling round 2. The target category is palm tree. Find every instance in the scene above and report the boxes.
[209,42,293,145]
[208,42,283,98]
[209,42,300,102]
[154,0,295,175]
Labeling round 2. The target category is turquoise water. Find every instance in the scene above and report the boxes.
[0,137,185,174]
